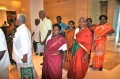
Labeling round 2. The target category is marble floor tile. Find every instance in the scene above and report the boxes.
[9,51,120,79]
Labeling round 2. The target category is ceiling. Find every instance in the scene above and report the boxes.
[44,0,68,3]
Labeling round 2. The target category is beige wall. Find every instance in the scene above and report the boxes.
[75,0,88,26]
[0,0,117,30]
[0,0,31,31]
[107,0,116,26]
[21,0,31,31]
[44,0,90,27]
[0,10,7,26]
[0,0,22,18]
[91,0,116,25]
[30,0,43,32]
[44,0,76,25]
[87,0,92,18]
[0,0,21,17]
[44,0,116,27]
[4,0,21,13]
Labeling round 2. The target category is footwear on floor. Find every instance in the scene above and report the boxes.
[99,67,103,71]
[40,63,43,65]
[89,65,93,67]
[35,53,38,55]
[40,53,43,56]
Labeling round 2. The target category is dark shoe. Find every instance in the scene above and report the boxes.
[99,67,103,71]
[89,65,93,67]
[40,53,43,56]
[40,63,43,65]
[35,53,38,55]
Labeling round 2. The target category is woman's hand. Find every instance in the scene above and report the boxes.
[40,40,45,45]
[83,53,88,61]
[61,60,65,68]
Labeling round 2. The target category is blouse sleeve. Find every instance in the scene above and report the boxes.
[74,28,79,39]
[58,43,67,51]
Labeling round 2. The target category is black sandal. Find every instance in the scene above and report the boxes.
[99,67,103,71]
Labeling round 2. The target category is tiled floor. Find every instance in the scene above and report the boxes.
[9,36,120,79]
[103,50,120,71]
[9,51,120,79]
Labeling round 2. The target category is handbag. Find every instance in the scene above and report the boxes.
[19,63,35,79]
[38,44,44,53]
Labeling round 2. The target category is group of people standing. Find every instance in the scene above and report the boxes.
[37,10,114,79]
[40,11,114,79]
[0,9,114,79]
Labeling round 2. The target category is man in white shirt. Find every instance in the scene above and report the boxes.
[32,19,41,55]
[39,10,52,53]
[0,28,10,79]
[12,14,32,73]
[39,10,52,65]
[39,10,52,45]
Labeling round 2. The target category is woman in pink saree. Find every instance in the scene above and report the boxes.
[42,24,67,79]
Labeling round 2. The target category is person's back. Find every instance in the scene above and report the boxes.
[12,13,32,67]
[12,14,38,78]
[32,19,41,55]
[13,24,32,63]
[0,28,10,79]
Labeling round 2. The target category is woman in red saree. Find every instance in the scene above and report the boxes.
[42,24,67,79]
[64,20,75,70]
[67,17,92,79]
[92,15,114,71]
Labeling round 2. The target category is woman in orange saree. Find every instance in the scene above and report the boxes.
[64,21,75,70]
[42,24,67,79]
[92,15,114,71]
[67,17,92,79]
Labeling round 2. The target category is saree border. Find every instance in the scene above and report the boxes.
[78,43,90,54]
[94,25,114,40]
[47,37,64,50]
